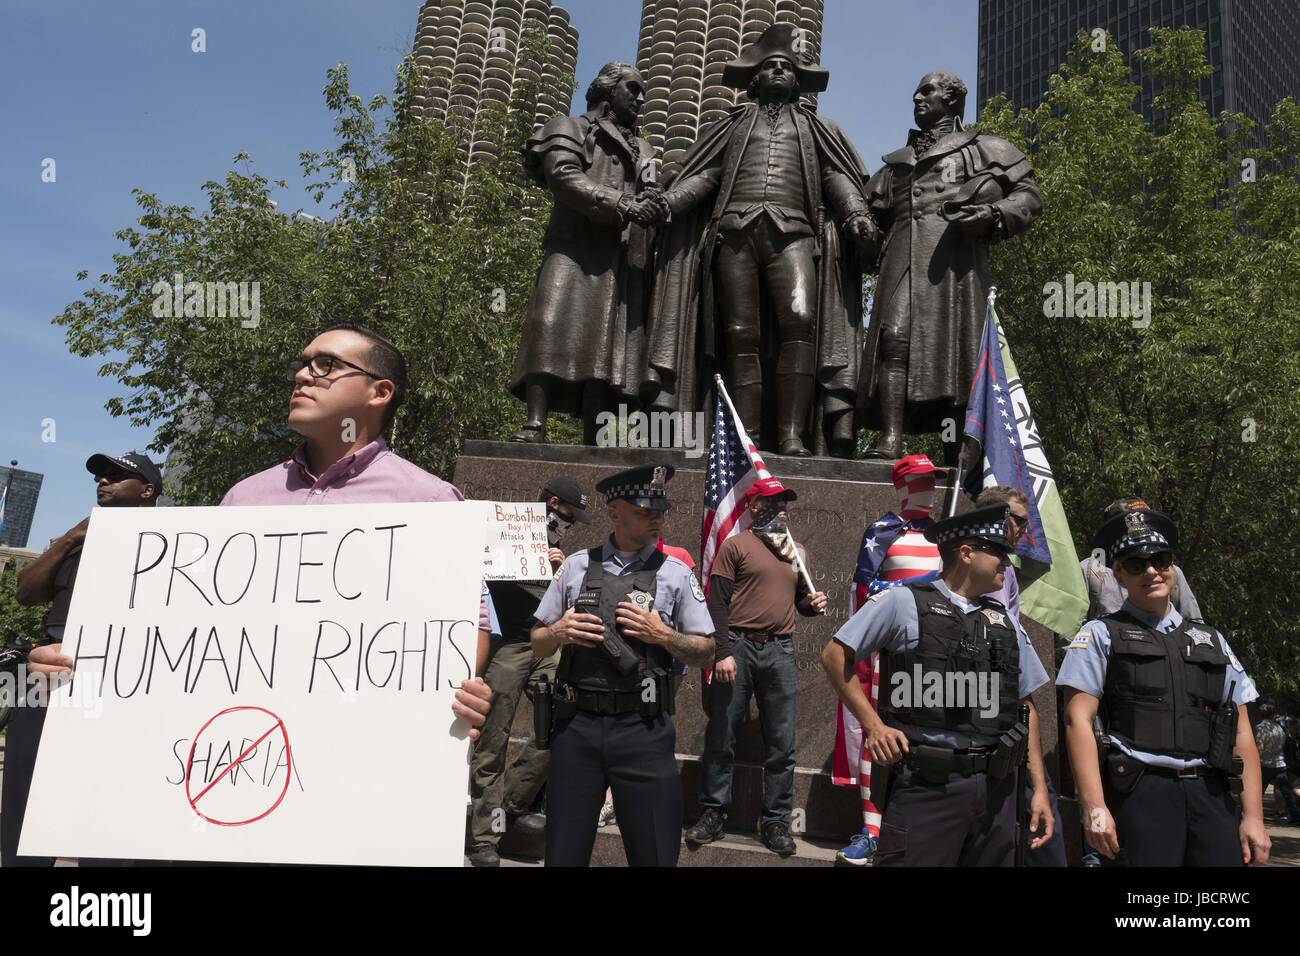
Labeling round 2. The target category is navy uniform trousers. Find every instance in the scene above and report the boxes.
[1103,770,1242,866]
[876,764,1019,867]
[545,710,682,867]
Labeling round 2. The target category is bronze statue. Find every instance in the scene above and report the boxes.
[508,63,663,444]
[857,72,1042,460]
[641,24,875,458]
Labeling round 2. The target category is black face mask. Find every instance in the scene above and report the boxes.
[752,503,787,535]
[547,509,574,546]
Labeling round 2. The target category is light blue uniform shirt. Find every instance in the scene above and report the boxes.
[833,578,1051,749]
[533,538,715,638]
[1056,601,1258,770]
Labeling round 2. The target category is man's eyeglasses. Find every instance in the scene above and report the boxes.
[287,353,382,384]
[1007,512,1029,530]
[1119,551,1174,576]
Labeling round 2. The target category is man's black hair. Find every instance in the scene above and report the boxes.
[318,322,407,431]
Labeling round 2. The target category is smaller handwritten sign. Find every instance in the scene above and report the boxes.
[482,502,551,581]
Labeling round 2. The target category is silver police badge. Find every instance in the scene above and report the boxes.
[982,609,1007,628]
[1187,626,1214,647]
[651,466,666,492]
[1124,510,1147,536]
[628,588,655,612]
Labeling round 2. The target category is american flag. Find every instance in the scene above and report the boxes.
[699,388,772,594]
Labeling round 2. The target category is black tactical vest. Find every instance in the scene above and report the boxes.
[558,547,671,692]
[880,582,1021,737]
[1100,611,1229,760]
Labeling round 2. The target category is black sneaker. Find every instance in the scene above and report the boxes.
[761,822,796,857]
[513,812,546,835]
[466,844,501,867]
[684,808,726,846]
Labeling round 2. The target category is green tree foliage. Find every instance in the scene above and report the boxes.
[976,29,1300,704]
[56,30,574,509]
[0,565,45,646]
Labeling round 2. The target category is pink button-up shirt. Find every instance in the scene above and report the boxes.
[220,439,464,506]
[220,439,488,628]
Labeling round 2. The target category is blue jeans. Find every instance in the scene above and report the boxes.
[698,634,797,827]
[1264,766,1300,821]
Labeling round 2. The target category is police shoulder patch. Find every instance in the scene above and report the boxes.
[1069,630,1090,650]
[868,589,889,603]
[689,574,705,603]
[553,564,565,583]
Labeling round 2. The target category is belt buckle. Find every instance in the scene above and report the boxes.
[1177,764,1199,779]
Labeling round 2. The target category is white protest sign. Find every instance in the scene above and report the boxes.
[20,501,488,866]
[481,501,551,581]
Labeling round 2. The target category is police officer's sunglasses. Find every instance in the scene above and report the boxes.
[1119,551,1174,575]
[287,353,382,383]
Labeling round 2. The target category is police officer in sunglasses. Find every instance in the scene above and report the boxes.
[1057,509,1271,866]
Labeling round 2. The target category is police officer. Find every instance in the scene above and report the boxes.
[530,464,715,866]
[822,504,1055,866]
[1058,509,1271,866]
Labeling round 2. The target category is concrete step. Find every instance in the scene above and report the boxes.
[592,824,845,867]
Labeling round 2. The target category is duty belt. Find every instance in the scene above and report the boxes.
[562,684,657,717]
[1141,762,1222,780]
[905,743,999,777]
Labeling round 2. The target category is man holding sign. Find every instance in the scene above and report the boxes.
[24,324,494,866]
[216,322,494,733]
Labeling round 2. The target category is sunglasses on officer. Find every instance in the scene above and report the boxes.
[1118,551,1174,576]
[966,541,1012,560]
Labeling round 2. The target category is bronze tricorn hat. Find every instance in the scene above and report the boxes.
[721,23,829,94]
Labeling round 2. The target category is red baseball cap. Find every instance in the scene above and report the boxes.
[892,454,944,484]
[750,477,797,502]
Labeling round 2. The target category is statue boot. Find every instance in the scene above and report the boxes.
[775,342,815,458]
[864,359,905,460]
[728,353,764,444]
[510,377,548,443]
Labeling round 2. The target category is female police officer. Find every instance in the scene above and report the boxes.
[1057,509,1271,866]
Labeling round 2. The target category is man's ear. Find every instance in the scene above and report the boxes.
[140,483,157,502]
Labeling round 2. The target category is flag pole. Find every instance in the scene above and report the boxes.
[948,287,998,518]
[713,375,823,612]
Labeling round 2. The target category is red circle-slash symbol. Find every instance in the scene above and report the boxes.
[185,706,292,827]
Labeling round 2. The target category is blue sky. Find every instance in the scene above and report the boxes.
[0,0,975,547]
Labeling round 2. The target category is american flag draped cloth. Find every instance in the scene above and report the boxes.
[699,391,772,591]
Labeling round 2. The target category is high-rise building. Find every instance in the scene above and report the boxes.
[977,0,1300,129]
[635,0,825,178]
[409,0,580,171]
[0,463,43,549]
